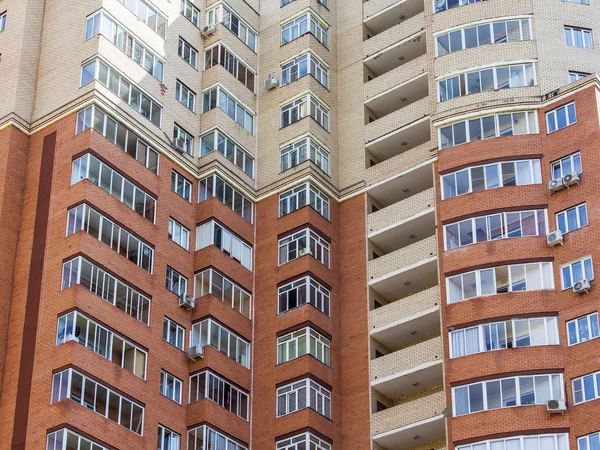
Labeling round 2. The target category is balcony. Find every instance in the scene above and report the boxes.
[365,54,427,101]
[365,73,428,125]
[366,115,430,163]
[364,0,425,37]
[366,142,434,185]
[366,97,429,144]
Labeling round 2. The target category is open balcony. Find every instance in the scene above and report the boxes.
[364,0,425,37]
[365,54,427,102]
[366,114,430,164]
[365,97,429,145]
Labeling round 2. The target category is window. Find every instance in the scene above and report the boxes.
[204,43,256,93]
[189,371,249,420]
[163,317,185,351]
[0,12,5,32]
[201,130,254,178]
[280,136,329,174]
[85,12,164,82]
[173,124,194,156]
[277,327,330,365]
[547,102,577,133]
[565,0,589,3]
[565,26,593,48]
[434,0,483,13]
[116,0,167,38]
[71,154,156,222]
[196,220,252,270]
[190,318,250,367]
[157,425,180,450]
[171,171,192,202]
[56,311,147,378]
[278,228,330,267]
[570,71,589,82]
[579,432,600,450]
[281,52,329,88]
[453,374,563,416]
[67,204,154,272]
[194,269,251,317]
[567,313,600,346]
[281,94,329,131]
[46,428,109,450]
[442,159,542,200]
[457,434,569,450]
[447,262,554,304]
[206,4,257,51]
[62,257,150,325]
[551,152,582,179]
[75,105,159,174]
[52,369,144,435]
[169,218,190,250]
[276,379,331,418]
[439,63,536,102]
[160,370,183,404]
[439,110,538,149]
[561,257,594,289]
[202,86,254,134]
[187,425,247,450]
[573,369,600,404]
[436,18,532,56]
[279,276,330,316]
[176,80,196,112]
[178,38,198,69]
[450,317,559,358]
[281,13,328,48]
[277,433,331,450]
[81,59,163,127]
[279,182,330,218]
[557,204,588,234]
[166,266,188,296]
[198,174,253,222]
[181,0,200,27]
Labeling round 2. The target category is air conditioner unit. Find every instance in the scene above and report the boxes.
[573,279,591,295]
[189,345,204,360]
[563,171,581,187]
[172,138,185,153]
[264,76,279,90]
[548,177,564,192]
[547,230,563,247]
[179,294,195,311]
[547,399,567,413]
[202,25,216,37]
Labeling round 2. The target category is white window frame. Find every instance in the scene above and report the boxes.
[561,257,594,290]
[196,220,253,270]
[276,432,332,450]
[116,0,167,38]
[46,428,109,450]
[573,369,600,404]
[565,26,593,48]
[546,102,577,133]
[281,12,329,48]
[178,37,198,69]
[160,370,183,404]
[168,217,190,250]
[176,80,196,112]
[281,51,329,88]
[279,182,330,219]
[194,268,252,318]
[567,312,600,346]
[278,275,330,316]
[551,152,582,179]
[0,12,6,32]
[188,370,249,420]
[277,327,331,366]
[280,93,329,131]
[171,170,192,202]
[204,42,256,93]
[173,123,194,156]
[166,266,188,296]
[276,378,331,418]
[181,0,200,27]
[570,70,589,82]
[202,85,255,134]
[198,173,253,223]
[457,434,569,450]
[556,203,588,234]
[200,129,255,178]
[163,317,185,351]
[278,228,330,267]
[579,432,600,450]
[205,3,257,52]
[157,425,180,450]
[190,318,250,368]
[434,0,483,14]
[187,425,247,450]
[280,136,330,175]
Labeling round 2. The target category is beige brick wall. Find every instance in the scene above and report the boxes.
[365,55,428,100]
[368,187,435,234]
[368,234,438,280]
[364,13,426,59]
[365,96,430,143]
[370,286,440,330]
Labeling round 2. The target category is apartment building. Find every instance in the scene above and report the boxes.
[1,0,600,449]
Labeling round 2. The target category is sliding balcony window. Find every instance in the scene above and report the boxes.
[163,317,185,350]
[439,110,538,149]
[67,204,154,272]
[46,428,108,450]
[450,317,559,358]
[198,173,253,222]
[85,12,164,82]
[166,266,187,296]
[280,136,329,175]
[278,228,330,267]
[573,369,600,404]
[444,209,547,250]
[202,85,254,134]
[176,80,196,112]
[194,268,251,317]
[117,0,167,38]
[157,426,180,450]
[447,262,554,304]
[171,170,192,202]
[570,71,589,82]
[160,370,183,404]
[457,434,569,450]
[281,12,328,48]
[279,182,329,219]
[201,129,255,178]
[442,159,542,200]
[565,26,593,48]
[204,43,256,92]
[580,434,600,450]
[181,0,200,27]
[557,204,588,234]
[206,4,257,51]
[567,313,599,346]
[453,373,563,416]
[189,370,249,419]
[169,218,189,250]
[71,154,156,222]
[196,220,252,270]
[190,318,250,367]
[436,18,532,56]
[187,425,247,450]
[178,37,198,69]
[277,433,331,450]
[561,257,593,289]
[0,12,5,32]
[281,93,329,131]
[277,327,330,366]
[547,102,577,133]
[173,123,194,155]
[56,310,147,378]
[551,152,582,179]
[75,105,159,174]
[438,63,536,102]
[51,368,144,435]
[62,256,150,325]
[276,378,331,418]
[279,275,330,316]
[281,51,329,88]
[434,0,483,13]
